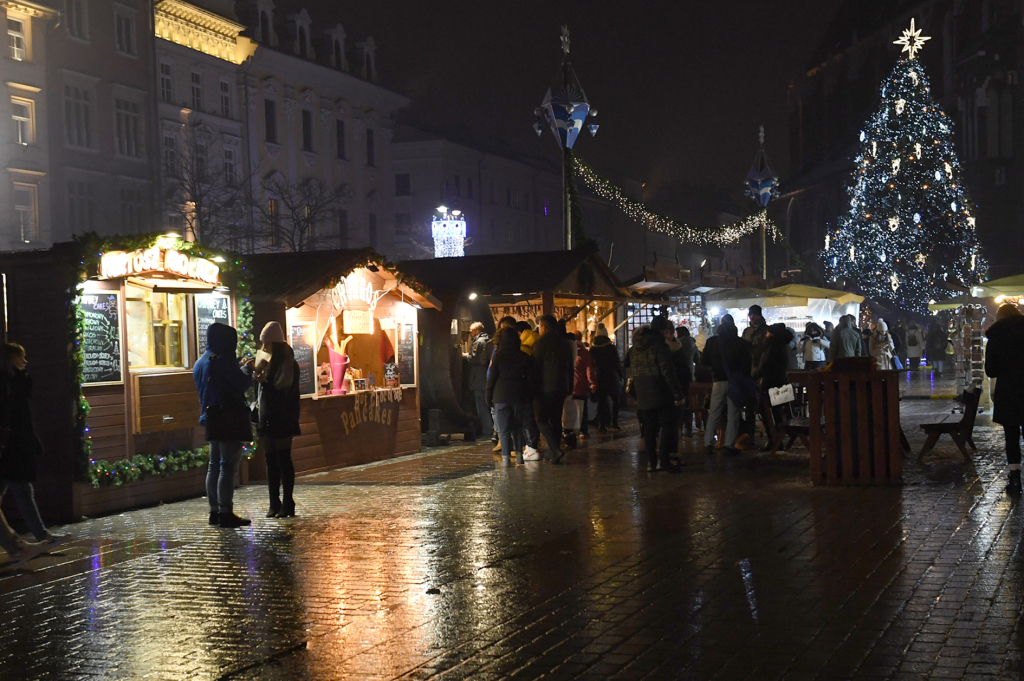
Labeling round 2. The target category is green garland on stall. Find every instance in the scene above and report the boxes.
[64,233,255,487]
[87,443,256,488]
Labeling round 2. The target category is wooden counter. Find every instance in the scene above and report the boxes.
[249,387,421,479]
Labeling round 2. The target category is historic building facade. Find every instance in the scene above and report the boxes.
[45,0,161,244]
[780,0,1023,280]
[0,0,57,251]
[151,0,407,255]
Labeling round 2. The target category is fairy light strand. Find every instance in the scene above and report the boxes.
[573,157,781,246]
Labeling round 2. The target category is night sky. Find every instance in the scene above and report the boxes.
[306,0,843,205]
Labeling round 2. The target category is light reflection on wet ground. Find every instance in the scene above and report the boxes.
[1,372,1022,679]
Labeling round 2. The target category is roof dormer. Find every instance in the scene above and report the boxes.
[255,0,278,47]
[325,23,348,71]
[287,8,315,60]
[353,36,377,82]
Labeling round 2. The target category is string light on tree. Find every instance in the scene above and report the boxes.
[823,19,986,314]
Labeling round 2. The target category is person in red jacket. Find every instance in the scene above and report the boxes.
[564,331,595,447]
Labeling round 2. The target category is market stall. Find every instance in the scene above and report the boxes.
[705,285,863,334]
[0,235,244,520]
[245,250,440,475]
[397,250,634,431]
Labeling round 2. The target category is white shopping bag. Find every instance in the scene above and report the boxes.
[562,395,580,430]
[769,384,796,406]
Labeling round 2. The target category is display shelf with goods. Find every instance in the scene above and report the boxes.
[952,305,985,389]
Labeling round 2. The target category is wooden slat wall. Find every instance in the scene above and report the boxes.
[252,387,420,479]
[134,371,201,434]
[84,385,128,463]
[74,468,207,518]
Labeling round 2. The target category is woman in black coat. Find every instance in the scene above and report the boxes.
[486,328,535,466]
[0,343,70,546]
[589,331,623,432]
[753,324,794,451]
[255,323,301,517]
[985,305,1024,494]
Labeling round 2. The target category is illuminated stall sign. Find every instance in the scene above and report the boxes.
[100,247,220,285]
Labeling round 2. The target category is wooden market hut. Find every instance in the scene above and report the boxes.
[397,250,633,432]
[244,249,441,475]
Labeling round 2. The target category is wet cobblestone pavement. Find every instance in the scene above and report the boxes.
[3,372,1023,680]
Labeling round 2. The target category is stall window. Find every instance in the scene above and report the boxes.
[125,284,187,368]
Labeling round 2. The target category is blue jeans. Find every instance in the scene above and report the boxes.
[704,381,741,448]
[494,403,529,460]
[474,390,493,438]
[207,441,243,514]
[0,480,48,540]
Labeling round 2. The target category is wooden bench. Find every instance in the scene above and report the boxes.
[918,386,981,461]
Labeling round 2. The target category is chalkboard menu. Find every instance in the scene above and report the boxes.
[79,292,122,385]
[195,294,231,353]
[396,322,415,386]
[290,323,316,395]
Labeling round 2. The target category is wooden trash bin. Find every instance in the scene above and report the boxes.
[803,370,903,486]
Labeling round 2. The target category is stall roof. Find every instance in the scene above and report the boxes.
[705,287,808,309]
[397,250,632,300]
[245,249,441,310]
[768,284,864,306]
[973,274,1024,298]
[928,294,988,312]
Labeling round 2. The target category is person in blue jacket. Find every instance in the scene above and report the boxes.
[193,322,253,528]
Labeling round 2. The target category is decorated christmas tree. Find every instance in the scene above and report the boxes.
[823,20,986,314]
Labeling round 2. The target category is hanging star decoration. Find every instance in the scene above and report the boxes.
[895,99,906,114]
[894,18,931,60]
[890,273,900,291]
[888,217,900,232]
[916,253,927,267]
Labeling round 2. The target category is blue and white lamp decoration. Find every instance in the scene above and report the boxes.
[431,204,466,258]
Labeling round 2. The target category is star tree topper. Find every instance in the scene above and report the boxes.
[894,18,931,60]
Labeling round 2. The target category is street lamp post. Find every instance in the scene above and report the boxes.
[534,26,599,251]
[744,125,780,279]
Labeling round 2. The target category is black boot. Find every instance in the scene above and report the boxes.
[219,512,252,528]
[209,511,219,525]
[1007,470,1022,495]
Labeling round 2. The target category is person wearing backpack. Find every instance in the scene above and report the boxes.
[193,322,254,528]
[254,322,301,518]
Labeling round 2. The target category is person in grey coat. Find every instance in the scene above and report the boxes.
[830,315,863,359]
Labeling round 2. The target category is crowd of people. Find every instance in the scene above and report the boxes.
[0,304,979,565]
[460,306,965,471]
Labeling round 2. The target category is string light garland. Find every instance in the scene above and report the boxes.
[573,157,781,246]
[823,31,985,315]
[87,444,255,488]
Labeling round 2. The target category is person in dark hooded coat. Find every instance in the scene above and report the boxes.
[753,324,795,450]
[194,322,254,528]
[0,343,71,549]
[985,304,1024,494]
[589,328,622,432]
